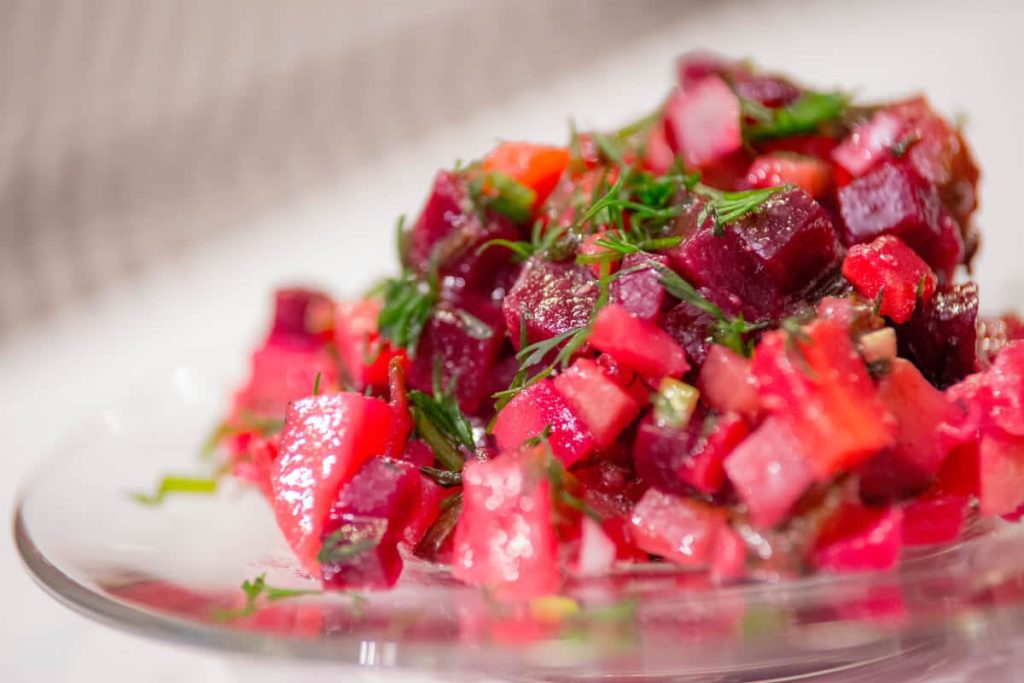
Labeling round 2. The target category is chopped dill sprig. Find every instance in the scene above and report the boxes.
[408,364,475,472]
[742,91,848,141]
[130,475,218,506]
[377,269,439,356]
[648,261,765,356]
[697,185,790,236]
[213,573,320,621]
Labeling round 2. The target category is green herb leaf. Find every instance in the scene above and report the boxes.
[213,573,321,621]
[130,475,218,506]
[697,185,789,236]
[407,366,475,472]
[317,532,382,566]
[377,271,438,355]
[647,260,763,356]
[312,371,322,397]
[743,91,848,141]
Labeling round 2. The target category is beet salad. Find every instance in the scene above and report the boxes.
[207,52,1024,601]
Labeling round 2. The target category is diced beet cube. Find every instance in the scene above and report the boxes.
[271,393,395,573]
[901,493,969,546]
[752,318,894,478]
[676,50,732,90]
[452,445,560,600]
[502,259,599,349]
[663,76,742,169]
[888,97,983,216]
[269,288,333,344]
[724,416,814,528]
[679,413,750,495]
[482,142,570,210]
[334,299,405,391]
[745,154,832,198]
[552,358,640,447]
[698,345,760,417]
[320,457,421,590]
[837,162,964,276]
[842,235,937,324]
[979,430,1024,517]
[670,188,840,321]
[409,170,521,292]
[409,294,505,413]
[410,170,465,269]
[808,503,903,573]
[896,282,979,388]
[492,380,595,467]
[628,488,728,567]
[858,359,959,501]
[661,300,717,367]
[832,110,906,177]
[632,411,700,495]
[611,253,668,323]
[733,73,802,108]
[571,516,617,577]
[574,459,644,521]
[590,304,689,379]
[231,340,340,420]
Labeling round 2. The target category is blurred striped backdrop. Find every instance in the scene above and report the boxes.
[0,0,684,333]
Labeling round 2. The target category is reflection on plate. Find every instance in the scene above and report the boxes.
[15,368,1024,680]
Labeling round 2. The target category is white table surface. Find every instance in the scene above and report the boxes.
[4,1,1024,680]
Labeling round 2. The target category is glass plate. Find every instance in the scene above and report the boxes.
[14,367,1024,681]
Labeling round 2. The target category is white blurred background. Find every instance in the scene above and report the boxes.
[3,0,1024,680]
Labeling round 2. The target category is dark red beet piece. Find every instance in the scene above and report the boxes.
[837,162,963,278]
[632,411,701,495]
[611,253,668,323]
[320,457,421,591]
[269,288,332,344]
[896,282,979,388]
[670,187,840,321]
[409,293,506,413]
[410,171,466,268]
[502,258,599,349]
[409,170,521,293]
[661,300,717,367]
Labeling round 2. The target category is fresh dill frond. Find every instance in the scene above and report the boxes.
[697,185,790,236]
[377,270,439,356]
[743,91,848,141]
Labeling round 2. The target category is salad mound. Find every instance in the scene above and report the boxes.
[214,52,1023,598]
